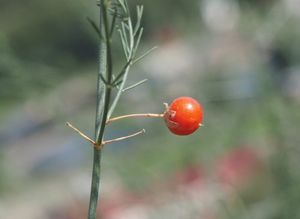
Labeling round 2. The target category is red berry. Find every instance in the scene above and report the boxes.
[164,97,203,135]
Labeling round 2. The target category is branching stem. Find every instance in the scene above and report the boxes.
[66,122,145,148]
[68,1,151,218]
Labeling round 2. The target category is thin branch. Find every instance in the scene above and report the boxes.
[66,122,96,145]
[109,7,118,37]
[103,129,145,145]
[118,28,130,59]
[122,78,148,92]
[121,22,130,52]
[133,46,157,64]
[86,17,104,40]
[107,65,130,119]
[133,27,143,55]
[106,113,164,124]
[99,73,109,85]
[133,5,144,36]
[117,0,127,13]
[111,58,132,85]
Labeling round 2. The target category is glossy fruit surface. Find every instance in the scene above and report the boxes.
[164,97,203,135]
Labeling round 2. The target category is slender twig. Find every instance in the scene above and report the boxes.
[107,64,130,118]
[133,46,158,64]
[103,129,145,145]
[122,79,148,92]
[86,17,104,40]
[133,27,143,55]
[112,58,132,85]
[66,122,96,145]
[133,5,143,36]
[109,7,118,37]
[107,113,164,124]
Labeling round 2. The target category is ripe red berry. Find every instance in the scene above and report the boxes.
[164,97,203,135]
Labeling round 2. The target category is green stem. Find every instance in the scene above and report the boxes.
[97,87,112,144]
[88,1,112,219]
[96,0,113,143]
[102,1,113,84]
[88,148,102,219]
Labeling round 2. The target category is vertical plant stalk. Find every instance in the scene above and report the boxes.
[88,1,110,219]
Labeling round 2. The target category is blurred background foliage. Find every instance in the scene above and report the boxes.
[1,0,300,218]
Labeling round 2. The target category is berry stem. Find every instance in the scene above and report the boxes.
[107,113,164,124]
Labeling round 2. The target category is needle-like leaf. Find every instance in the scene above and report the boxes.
[133,5,144,36]
[87,17,104,40]
[133,46,157,64]
[122,79,148,92]
[112,59,132,85]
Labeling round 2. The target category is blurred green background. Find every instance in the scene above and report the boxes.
[1,0,300,218]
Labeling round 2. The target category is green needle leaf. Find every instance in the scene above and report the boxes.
[109,8,118,37]
[133,5,144,36]
[122,79,148,92]
[99,73,109,85]
[86,17,104,40]
[112,59,132,85]
[133,27,144,55]
[133,46,157,64]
